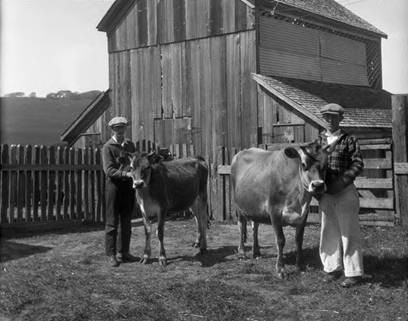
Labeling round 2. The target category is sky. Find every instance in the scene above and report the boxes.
[0,0,407,97]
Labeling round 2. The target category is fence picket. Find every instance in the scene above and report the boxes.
[40,146,48,221]
[63,146,70,220]
[89,147,96,222]
[33,145,40,222]
[56,146,63,220]
[83,148,90,221]
[1,145,9,224]
[95,148,103,222]
[69,148,76,219]
[9,145,17,223]
[17,145,25,222]
[76,149,83,219]
[24,145,33,222]
[48,146,56,221]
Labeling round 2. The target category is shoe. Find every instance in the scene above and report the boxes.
[322,270,342,283]
[341,276,362,288]
[109,255,120,267]
[117,252,137,263]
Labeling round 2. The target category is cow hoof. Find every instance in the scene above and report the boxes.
[192,242,200,248]
[159,256,167,266]
[140,257,149,265]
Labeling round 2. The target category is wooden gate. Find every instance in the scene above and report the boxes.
[214,138,397,226]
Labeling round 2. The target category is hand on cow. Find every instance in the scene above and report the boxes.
[326,175,352,195]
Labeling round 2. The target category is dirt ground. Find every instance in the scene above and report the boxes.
[1,218,407,321]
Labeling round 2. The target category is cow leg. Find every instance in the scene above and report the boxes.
[157,210,167,266]
[192,196,208,254]
[271,216,286,278]
[295,221,307,271]
[140,216,152,264]
[237,213,247,259]
[139,202,152,264]
[252,221,261,258]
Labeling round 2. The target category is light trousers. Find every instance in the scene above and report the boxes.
[319,184,364,277]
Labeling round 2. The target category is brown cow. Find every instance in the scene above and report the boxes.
[231,142,331,278]
[129,152,209,266]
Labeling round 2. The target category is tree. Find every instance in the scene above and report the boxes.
[29,92,37,98]
[4,92,25,97]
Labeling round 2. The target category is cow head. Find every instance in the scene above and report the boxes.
[284,141,331,197]
[129,152,161,189]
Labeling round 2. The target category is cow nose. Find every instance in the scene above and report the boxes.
[134,180,145,189]
[311,181,325,191]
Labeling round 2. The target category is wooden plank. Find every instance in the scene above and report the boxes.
[40,146,48,221]
[363,158,392,169]
[394,162,408,175]
[16,145,24,223]
[55,146,63,221]
[32,146,40,222]
[196,0,209,38]
[24,145,33,222]
[1,145,9,224]
[89,148,96,222]
[126,1,137,49]
[359,138,392,145]
[63,146,70,220]
[311,197,393,209]
[83,148,90,221]
[354,177,393,189]
[146,0,158,45]
[76,149,83,220]
[8,145,17,223]
[47,146,56,221]
[137,0,148,47]
[235,0,248,31]
[95,149,103,223]
[173,0,186,42]
[360,144,391,151]
[209,0,222,36]
[69,148,76,219]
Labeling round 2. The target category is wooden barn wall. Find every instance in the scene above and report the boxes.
[257,86,319,144]
[107,30,257,162]
[259,17,369,87]
[107,0,255,52]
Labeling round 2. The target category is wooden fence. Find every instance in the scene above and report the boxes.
[214,138,396,226]
[0,145,106,226]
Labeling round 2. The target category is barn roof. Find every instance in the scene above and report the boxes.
[252,73,392,128]
[259,0,387,38]
[98,0,386,38]
[60,90,111,146]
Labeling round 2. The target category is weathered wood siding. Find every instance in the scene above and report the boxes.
[108,0,255,52]
[107,30,257,161]
[259,17,369,86]
[257,86,319,144]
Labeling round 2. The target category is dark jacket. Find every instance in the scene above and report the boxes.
[102,138,136,184]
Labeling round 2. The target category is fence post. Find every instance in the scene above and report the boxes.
[1,145,9,224]
[392,94,408,228]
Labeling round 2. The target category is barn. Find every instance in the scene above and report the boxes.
[93,0,390,156]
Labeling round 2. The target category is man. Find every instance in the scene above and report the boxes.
[102,116,137,267]
[316,103,365,288]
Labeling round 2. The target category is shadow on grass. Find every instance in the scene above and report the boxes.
[167,245,237,267]
[284,246,322,269]
[0,240,52,262]
[364,254,408,288]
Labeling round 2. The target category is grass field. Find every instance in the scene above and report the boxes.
[0,97,92,146]
[1,219,407,321]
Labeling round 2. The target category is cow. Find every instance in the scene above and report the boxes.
[231,141,331,278]
[129,152,209,266]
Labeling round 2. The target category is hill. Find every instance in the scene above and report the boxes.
[0,97,93,146]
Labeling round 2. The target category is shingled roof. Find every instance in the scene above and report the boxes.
[261,0,387,38]
[252,73,392,128]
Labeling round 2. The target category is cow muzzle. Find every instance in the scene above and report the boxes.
[133,179,145,189]
[309,180,326,194]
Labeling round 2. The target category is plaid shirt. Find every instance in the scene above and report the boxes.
[316,130,364,184]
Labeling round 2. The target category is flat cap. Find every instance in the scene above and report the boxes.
[108,116,129,127]
[320,103,344,116]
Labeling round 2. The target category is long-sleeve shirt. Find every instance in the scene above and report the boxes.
[316,129,364,185]
[102,138,136,182]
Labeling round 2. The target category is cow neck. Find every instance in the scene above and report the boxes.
[298,165,310,198]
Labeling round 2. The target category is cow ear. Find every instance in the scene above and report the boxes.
[284,147,300,159]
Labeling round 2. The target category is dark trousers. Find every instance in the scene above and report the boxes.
[105,180,135,256]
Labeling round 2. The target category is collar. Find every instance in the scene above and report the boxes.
[108,137,128,147]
